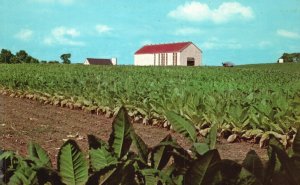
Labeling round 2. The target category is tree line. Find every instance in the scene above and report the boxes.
[280,53,300,63]
[0,49,72,64]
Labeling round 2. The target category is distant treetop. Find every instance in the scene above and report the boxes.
[280,53,300,63]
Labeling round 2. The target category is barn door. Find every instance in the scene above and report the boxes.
[187,57,195,66]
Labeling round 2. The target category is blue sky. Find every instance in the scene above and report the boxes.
[1,0,300,65]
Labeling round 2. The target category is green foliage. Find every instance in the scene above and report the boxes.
[0,49,39,64]
[8,166,37,185]
[58,140,88,185]
[88,135,118,171]
[189,123,217,156]
[242,150,264,181]
[48,60,60,64]
[205,159,262,185]
[0,107,300,185]
[150,135,174,170]
[206,123,218,150]
[166,111,197,142]
[184,149,220,185]
[108,107,133,159]
[60,53,71,64]
[281,53,300,63]
[130,131,149,163]
[28,142,52,167]
[0,49,13,63]
[0,64,299,138]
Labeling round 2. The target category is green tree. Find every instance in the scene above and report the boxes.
[16,50,28,63]
[48,60,60,64]
[10,56,20,64]
[9,50,29,64]
[0,49,14,63]
[60,53,71,64]
[25,56,39,63]
[281,53,300,63]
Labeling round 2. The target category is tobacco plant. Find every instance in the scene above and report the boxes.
[0,64,300,139]
[1,107,300,185]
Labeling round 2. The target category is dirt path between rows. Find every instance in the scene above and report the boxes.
[0,95,267,166]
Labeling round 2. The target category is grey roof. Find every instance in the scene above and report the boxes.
[86,58,112,65]
[222,62,234,67]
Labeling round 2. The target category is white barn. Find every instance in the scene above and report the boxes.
[134,42,202,66]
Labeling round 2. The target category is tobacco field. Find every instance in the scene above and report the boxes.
[0,63,299,144]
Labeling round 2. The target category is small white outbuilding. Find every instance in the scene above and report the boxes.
[134,42,202,66]
[278,58,284,64]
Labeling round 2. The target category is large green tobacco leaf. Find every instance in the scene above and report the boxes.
[263,147,276,185]
[141,169,162,185]
[0,151,15,163]
[204,159,262,185]
[8,166,37,185]
[86,165,118,185]
[28,142,52,167]
[58,140,88,185]
[269,135,284,151]
[87,162,136,185]
[150,135,173,170]
[184,149,220,185]
[166,111,197,142]
[130,131,149,164]
[242,150,264,182]
[109,161,136,185]
[192,143,210,156]
[108,107,133,159]
[270,144,300,185]
[141,169,174,185]
[36,168,64,185]
[0,153,38,184]
[88,135,118,171]
[206,123,217,149]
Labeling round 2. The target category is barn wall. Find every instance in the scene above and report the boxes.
[135,53,176,66]
[174,52,180,66]
[155,52,179,66]
[179,44,202,66]
[166,53,172,65]
[134,54,155,66]
[154,53,158,66]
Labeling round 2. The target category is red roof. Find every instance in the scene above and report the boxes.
[135,42,192,54]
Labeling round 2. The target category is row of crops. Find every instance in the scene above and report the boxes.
[1,107,300,184]
[0,63,300,145]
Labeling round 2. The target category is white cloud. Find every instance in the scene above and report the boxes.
[141,40,152,46]
[258,41,271,48]
[277,29,300,39]
[15,29,33,41]
[44,26,84,46]
[30,0,74,5]
[95,24,112,34]
[202,37,242,49]
[174,27,202,35]
[168,1,254,23]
